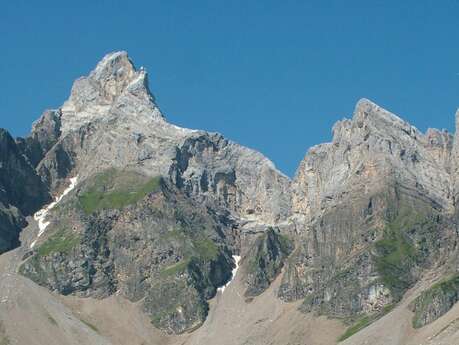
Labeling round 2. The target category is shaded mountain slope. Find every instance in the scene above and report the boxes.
[0,129,50,253]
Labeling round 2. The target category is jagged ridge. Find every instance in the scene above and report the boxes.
[1,50,459,343]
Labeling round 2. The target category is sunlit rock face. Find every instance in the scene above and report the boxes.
[9,50,459,336]
[15,51,292,334]
[32,51,290,225]
[281,98,456,319]
[60,51,163,134]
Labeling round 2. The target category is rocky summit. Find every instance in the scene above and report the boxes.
[1,51,459,345]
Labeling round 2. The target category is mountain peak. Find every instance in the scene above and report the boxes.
[60,51,163,134]
[352,97,421,138]
[0,128,15,148]
[354,98,405,124]
[91,51,132,78]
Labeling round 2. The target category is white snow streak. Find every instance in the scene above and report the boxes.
[218,255,241,294]
[30,176,79,248]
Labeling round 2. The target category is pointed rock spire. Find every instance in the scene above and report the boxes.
[354,98,410,128]
[351,98,422,142]
[60,51,163,134]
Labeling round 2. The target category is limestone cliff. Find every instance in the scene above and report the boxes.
[8,51,459,340]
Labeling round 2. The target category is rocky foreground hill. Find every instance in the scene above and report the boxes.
[1,51,459,345]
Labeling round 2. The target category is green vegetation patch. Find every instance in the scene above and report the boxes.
[373,206,433,298]
[160,260,190,277]
[411,274,459,328]
[37,228,80,256]
[145,278,207,334]
[247,229,293,272]
[277,232,294,254]
[245,228,293,297]
[159,237,219,278]
[18,255,48,286]
[78,169,161,214]
[338,303,395,342]
[192,238,218,261]
[429,274,459,293]
[338,315,371,342]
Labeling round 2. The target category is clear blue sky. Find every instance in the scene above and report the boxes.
[1,1,458,176]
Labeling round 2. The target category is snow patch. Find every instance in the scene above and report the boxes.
[167,122,198,134]
[218,255,241,294]
[30,176,79,248]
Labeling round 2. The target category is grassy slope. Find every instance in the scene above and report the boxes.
[78,170,161,214]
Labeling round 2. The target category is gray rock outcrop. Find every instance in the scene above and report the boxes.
[16,51,291,334]
[9,51,459,339]
[280,99,456,321]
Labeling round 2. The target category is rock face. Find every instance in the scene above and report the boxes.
[169,133,291,224]
[60,51,163,135]
[0,129,50,214]
[13,51,291,334]
[244,228,293,297]
[410,274,459,328]
[31,51,290,224]
[279,99,457,322]
[20,169,235,334]
[6,50,459,340]
[16,109,62,167]
[0,129,50,253]
[0,206,26,255]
